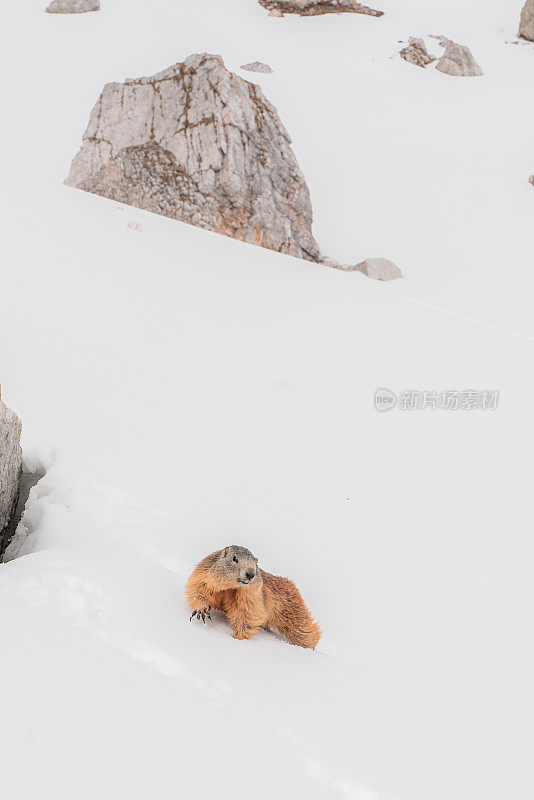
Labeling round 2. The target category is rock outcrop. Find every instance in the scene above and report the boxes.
[46,0,100,13]
[400,38,435,68]
[241,61,273,73]
[258,0,383,18]
[520,0,534,40]
[436,42,482,77]
[66,53,320,261]
[0,395,22,543]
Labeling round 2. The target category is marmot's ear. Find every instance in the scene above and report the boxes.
[255,557,258,564]
[223,546,229,557]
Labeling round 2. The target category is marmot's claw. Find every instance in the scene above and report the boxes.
[190,608,211,623]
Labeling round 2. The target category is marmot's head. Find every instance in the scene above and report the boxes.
[213,545,259,588]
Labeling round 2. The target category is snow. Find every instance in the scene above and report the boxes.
[1,1,533,799]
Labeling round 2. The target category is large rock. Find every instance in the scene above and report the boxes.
[66,53,321,262]
[0,395,22,542]
[400,37,435,68]
[46,0,100,12]
[436,42,483,77]
[258,0,383,17]
[520,0,534,40]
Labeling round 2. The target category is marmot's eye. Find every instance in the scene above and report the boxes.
[233,556,239,563]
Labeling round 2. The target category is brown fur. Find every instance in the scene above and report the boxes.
[185,547,321,649]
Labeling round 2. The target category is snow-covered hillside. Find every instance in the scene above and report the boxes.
[1,1,533,799]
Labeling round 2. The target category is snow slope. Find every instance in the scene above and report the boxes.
[1,1,533,799]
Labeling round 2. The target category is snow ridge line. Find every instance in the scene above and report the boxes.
[386,288,534,343]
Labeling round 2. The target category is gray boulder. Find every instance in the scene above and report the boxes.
[46,0,100,12]
[400,37,435,68]
[240,61,273,73]
[436,42,482,77]
[66,53,321,262]
[258,0,383,18]
[0,395,22,542]
[349,257,402,281]
[520,0,534,40]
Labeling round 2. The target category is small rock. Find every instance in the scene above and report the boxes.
[259,0,384,18]
[46,0,100,12]
[436,42,483,77]
[240,61,273,74]
[350,257,402,281]
[520,0,534,41]
[400,37,436,68]
[528,175,534,186]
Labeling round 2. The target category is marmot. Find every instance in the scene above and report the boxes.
[186,545,321,649]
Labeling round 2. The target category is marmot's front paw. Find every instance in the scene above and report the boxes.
[189,605,211,623]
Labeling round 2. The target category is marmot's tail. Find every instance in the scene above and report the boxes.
[264,573,321,649]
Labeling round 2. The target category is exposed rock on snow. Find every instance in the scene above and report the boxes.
[349,257,402,281]
[436,42,482,77]
[66,53,321,262]
[400,37,435,68]
[46,0,100,12]
[528,175,534,186]
[0,395,22,543]
[520,0,534,41]
[258,0,383,18]
[240,61,273,73]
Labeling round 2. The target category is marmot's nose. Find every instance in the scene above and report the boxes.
[245,570,255,581]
